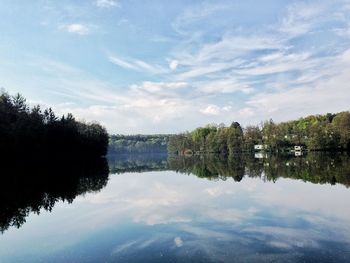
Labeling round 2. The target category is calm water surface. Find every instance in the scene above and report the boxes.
[1,153,350,262]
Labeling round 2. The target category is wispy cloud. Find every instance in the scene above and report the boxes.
[130,81,188,98]
[172,2,228,35]
[95,0,120,9]
[109,56,166,74]
[279,2,325,37]
[108,56,138,70]
[198,79,253,94]
[3,0,350,133]
[246,48,350,122]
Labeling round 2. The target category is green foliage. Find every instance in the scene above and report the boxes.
[243,125,262,150]
[332,112,350,149]
[168,112,350,154]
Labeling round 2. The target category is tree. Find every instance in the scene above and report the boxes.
[333,112,350,149]
[227,122,243,154]
[243,125,262,151]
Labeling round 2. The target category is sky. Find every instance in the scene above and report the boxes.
[1,0,350,134]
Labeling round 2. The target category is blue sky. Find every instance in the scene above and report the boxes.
[1,0,350,134]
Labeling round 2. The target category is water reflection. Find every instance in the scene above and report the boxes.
[108,152,350,187]
[1,153,350,262]
[0,156,109,233]
[108,154,168,174]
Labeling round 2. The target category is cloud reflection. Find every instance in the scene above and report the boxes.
[2,167,350,262]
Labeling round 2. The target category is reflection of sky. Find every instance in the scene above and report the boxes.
[1,171,350,262]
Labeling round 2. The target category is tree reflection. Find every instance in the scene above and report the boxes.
[168,153,350,186]
[108,152,350,187]
[5,153,348,233]
[0,156,109,233]
[108,154,168,174]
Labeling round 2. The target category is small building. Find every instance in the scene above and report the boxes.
[255,152,267,159]
[254,144,267,151]
[294,145,303,151]
[254,145,263,151]
[295,151,303,157]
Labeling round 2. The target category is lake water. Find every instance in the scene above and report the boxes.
[1,153,350,262]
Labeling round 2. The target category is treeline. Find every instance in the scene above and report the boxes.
[168,112,350,154]
[0,91,108,157]
[109,134,170,154]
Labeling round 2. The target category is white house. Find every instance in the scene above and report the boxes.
[294,145,303,151]
[254,152,267,159]
[254,144,267,151]
[295,151,303,157]
[254,145,264,151]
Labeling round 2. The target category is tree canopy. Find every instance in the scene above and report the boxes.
[168,112,350,155]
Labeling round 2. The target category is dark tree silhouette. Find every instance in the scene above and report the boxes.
[0,91,109,157]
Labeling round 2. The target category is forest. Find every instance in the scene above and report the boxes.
[168,112,350,155]
[108,134,170,154]
[0,91,109,157]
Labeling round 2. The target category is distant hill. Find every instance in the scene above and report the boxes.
[108,134,171,154]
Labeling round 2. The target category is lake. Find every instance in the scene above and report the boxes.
[1,153,350,262]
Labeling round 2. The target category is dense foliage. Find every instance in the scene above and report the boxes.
[0,91,109,157]
[168,112,350,154]
[109,134,170,154]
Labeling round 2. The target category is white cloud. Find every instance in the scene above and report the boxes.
[200,105,220,116]
[169,60,178,70]
[96,0,120,8]
[60,23,90,35]
[54,78,198,132]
